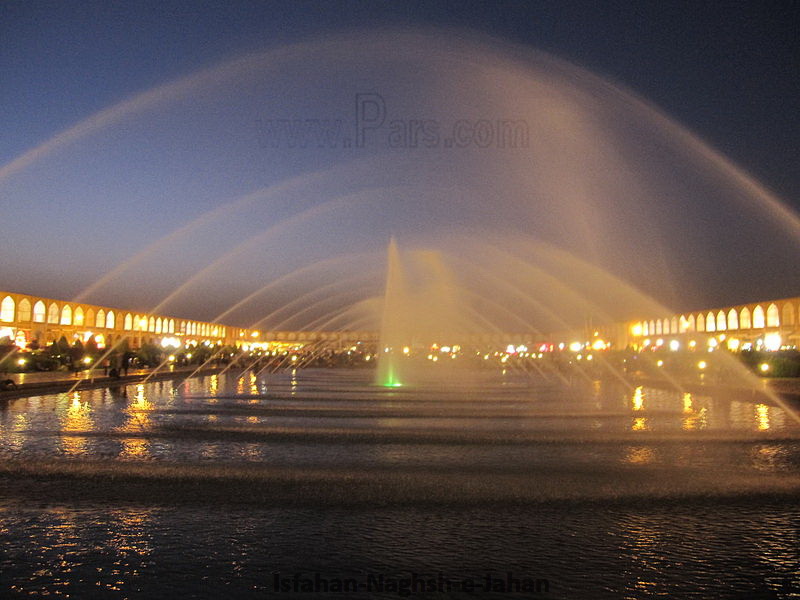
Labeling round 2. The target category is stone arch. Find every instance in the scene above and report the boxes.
[687,314,696,332]
[671,317,678,333]
[74,306,84,326]
[767,303,780,327]
[33,300,46,323]
[60,305,72,325]
[106,311,115,329]
[96,309,106,329]
[697,314,705,332]
[155,317,163,334]
[86,308,95,328]
[753,305,765,329]
[18,298,31,322]
[740,307,751,329]
[716,311,726,331]
[727,308,738,330]
[783,303,796,327]
[0,296,15,322]
[705,312,715,332]
[655,320,662,335]
[47,302,59,324]
[124,313,133,331]
[168,319,175,333]
[148,317,155,332]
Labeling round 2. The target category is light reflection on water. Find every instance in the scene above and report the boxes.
[1,370,800,598]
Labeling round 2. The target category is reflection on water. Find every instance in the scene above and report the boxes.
[2,370,800,598]
[117,384,153,460]
[757,403,771,431]
[60,393,94,456]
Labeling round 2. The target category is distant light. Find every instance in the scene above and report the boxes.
[506,344,516,354]
[759,363,770,373]
[655,338,664,347]
[697,360,707,370]
[656,360,664,367]
[441,346,451,353]
[643,339,651,347]
[402,346,410,354]
[82,357,92,365]
[586,354,593,361]
[291,355,298,362]
[631,323,643,337]
[168,355,176,362]
[688,340,697,349]
[707,338,718,349]
[727,338,740,351]
[516,345,527,353]
[17,358,26,366]
[669,340,680,352]
[764,333,781,352]
[568,341,582,352]
[591,339,606,351]
[161,336,181,349]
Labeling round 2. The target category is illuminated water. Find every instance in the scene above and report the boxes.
[1,370,800,598]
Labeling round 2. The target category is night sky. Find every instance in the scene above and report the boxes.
[1,1,799,331]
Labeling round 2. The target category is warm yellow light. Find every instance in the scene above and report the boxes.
[727,338,740,351]
[82,356,92,365]
[756,404,770,430]
[688,340,697,349]
[402,346,410,354]
[707,338,718,348]
[291,355,298,362]
[656,360,663,367]
[759,363,770,373]
[168,355,176,362]
[568,341,582,352]
[669,340,680,352]
[632,386,644,411]
[17,358,26,366]
[591,339,606,351]
[251,331,258,337]
[697,360,707,370]
[631,323,643,337]
[764,333,781,352]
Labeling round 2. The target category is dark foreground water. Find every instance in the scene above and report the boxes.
[1,369,799,598]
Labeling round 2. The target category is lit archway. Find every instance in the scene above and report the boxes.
[0,296,15,322]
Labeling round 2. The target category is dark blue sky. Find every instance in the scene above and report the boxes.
[3,1,797,200]
[1,1,799,328]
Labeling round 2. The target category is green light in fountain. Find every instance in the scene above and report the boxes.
[382,365,402,387]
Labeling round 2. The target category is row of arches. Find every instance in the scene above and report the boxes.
[1,295,226,339]
[640,302,794,337]
[1,297,117,328]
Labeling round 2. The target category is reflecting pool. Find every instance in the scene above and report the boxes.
[1,370,799,598]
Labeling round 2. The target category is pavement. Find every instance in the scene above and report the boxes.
[0,365,223,399]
